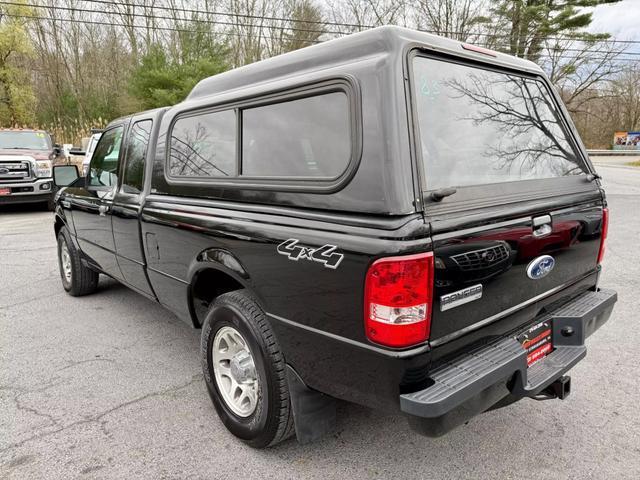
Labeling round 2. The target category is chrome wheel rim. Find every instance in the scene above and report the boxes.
[60,240,72,283]
[212,326,259,417]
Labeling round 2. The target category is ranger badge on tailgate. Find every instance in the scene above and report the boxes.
[440,284,483,311]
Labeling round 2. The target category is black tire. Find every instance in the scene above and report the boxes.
[57,226,99,296]
[201,290,294,448]
[46,195,55,212]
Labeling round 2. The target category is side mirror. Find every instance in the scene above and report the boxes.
[53,165,79,187]
[53,143,63,156]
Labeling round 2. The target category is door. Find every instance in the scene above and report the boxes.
[69,125,125,279]
[112,119,156,298]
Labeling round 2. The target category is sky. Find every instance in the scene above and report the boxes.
[588,0,640,53]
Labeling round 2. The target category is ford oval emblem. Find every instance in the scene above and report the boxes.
[526,255,555,280]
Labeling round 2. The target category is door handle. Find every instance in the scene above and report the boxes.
[532,215,552,237]
[98,205,110,216]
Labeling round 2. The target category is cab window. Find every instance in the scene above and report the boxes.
[88,126,124,188]
[122,121,152,194]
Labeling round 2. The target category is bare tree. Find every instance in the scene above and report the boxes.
[326,0,408,33]
[612,66,640,132]
[414,0,487,42]
[447,72,582,175]
[542,38,627,114]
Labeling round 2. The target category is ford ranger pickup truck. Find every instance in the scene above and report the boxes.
[0,128,62,210]
[51,26,617,448]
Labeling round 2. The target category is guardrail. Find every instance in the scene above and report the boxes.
[587,149,640,156]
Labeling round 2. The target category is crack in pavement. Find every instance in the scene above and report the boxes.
[55,357,116,372]
[10,395,60,429]
[2,274,59,291]
[0,292,64,311]
[0,374,203,455]
[0,247,56,252]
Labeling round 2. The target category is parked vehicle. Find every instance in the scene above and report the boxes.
[82,130,103,176]
[52,26,616,448]
[0,128,62,210]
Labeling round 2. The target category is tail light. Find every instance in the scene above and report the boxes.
[597,207,609,265]
[364,252,434,348]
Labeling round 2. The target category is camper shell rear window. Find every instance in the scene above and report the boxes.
[411,55,588,192]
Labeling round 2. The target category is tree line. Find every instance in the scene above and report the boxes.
[0,0,637,148]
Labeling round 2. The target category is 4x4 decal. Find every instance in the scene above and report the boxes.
[276,239,344,270]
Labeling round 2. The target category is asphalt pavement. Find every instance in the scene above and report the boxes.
[1,165,639,479]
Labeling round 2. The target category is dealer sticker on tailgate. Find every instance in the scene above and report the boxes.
[517,320,553,367]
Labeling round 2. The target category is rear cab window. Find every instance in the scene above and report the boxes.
[122,120,153,194]
[411,55,589,198]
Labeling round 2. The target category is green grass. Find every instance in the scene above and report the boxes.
[627,160,640,167]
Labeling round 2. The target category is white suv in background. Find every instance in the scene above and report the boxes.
[82,131,103,176]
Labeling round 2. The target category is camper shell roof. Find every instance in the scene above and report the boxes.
[187,25,542,101]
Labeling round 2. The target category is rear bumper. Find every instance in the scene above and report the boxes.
[401,288,617,436]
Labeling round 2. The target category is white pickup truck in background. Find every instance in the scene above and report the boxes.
[0,129,63,210]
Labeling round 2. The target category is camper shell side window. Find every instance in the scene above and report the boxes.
[164,79,359,192]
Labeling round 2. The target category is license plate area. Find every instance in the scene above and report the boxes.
[517,320,553,367]
[0,187,10,196]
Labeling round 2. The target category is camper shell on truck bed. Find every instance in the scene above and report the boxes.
[52,26,616,447]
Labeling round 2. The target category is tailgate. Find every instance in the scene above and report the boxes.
[429,199,605,342]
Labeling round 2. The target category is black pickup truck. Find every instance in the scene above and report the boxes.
[52,26,616,448]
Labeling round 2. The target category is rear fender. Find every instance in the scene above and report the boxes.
[186,248,262,327]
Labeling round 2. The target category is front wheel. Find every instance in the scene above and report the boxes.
[201,290,294,448]
[46,195,55,211]
[57,226,99,296]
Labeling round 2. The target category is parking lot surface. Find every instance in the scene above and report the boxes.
[1,164,639,479]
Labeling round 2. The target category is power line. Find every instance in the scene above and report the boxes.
[75,0,640,45]
[9,0,640,46]
[2,13,322,45]
[8,1,639,58]
[2,5,638,62]
[2,1,345,37]
[81,0,363,31]
[8,12,640,63]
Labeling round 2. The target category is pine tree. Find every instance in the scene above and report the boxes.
[490,0,620,62]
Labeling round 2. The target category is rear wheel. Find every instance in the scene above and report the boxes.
[201,290,294,448]
[57,226,99,296]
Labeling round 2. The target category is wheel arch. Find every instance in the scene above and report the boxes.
[54,214,65,238]
[187,248,262,328]
[54,207,75,240]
